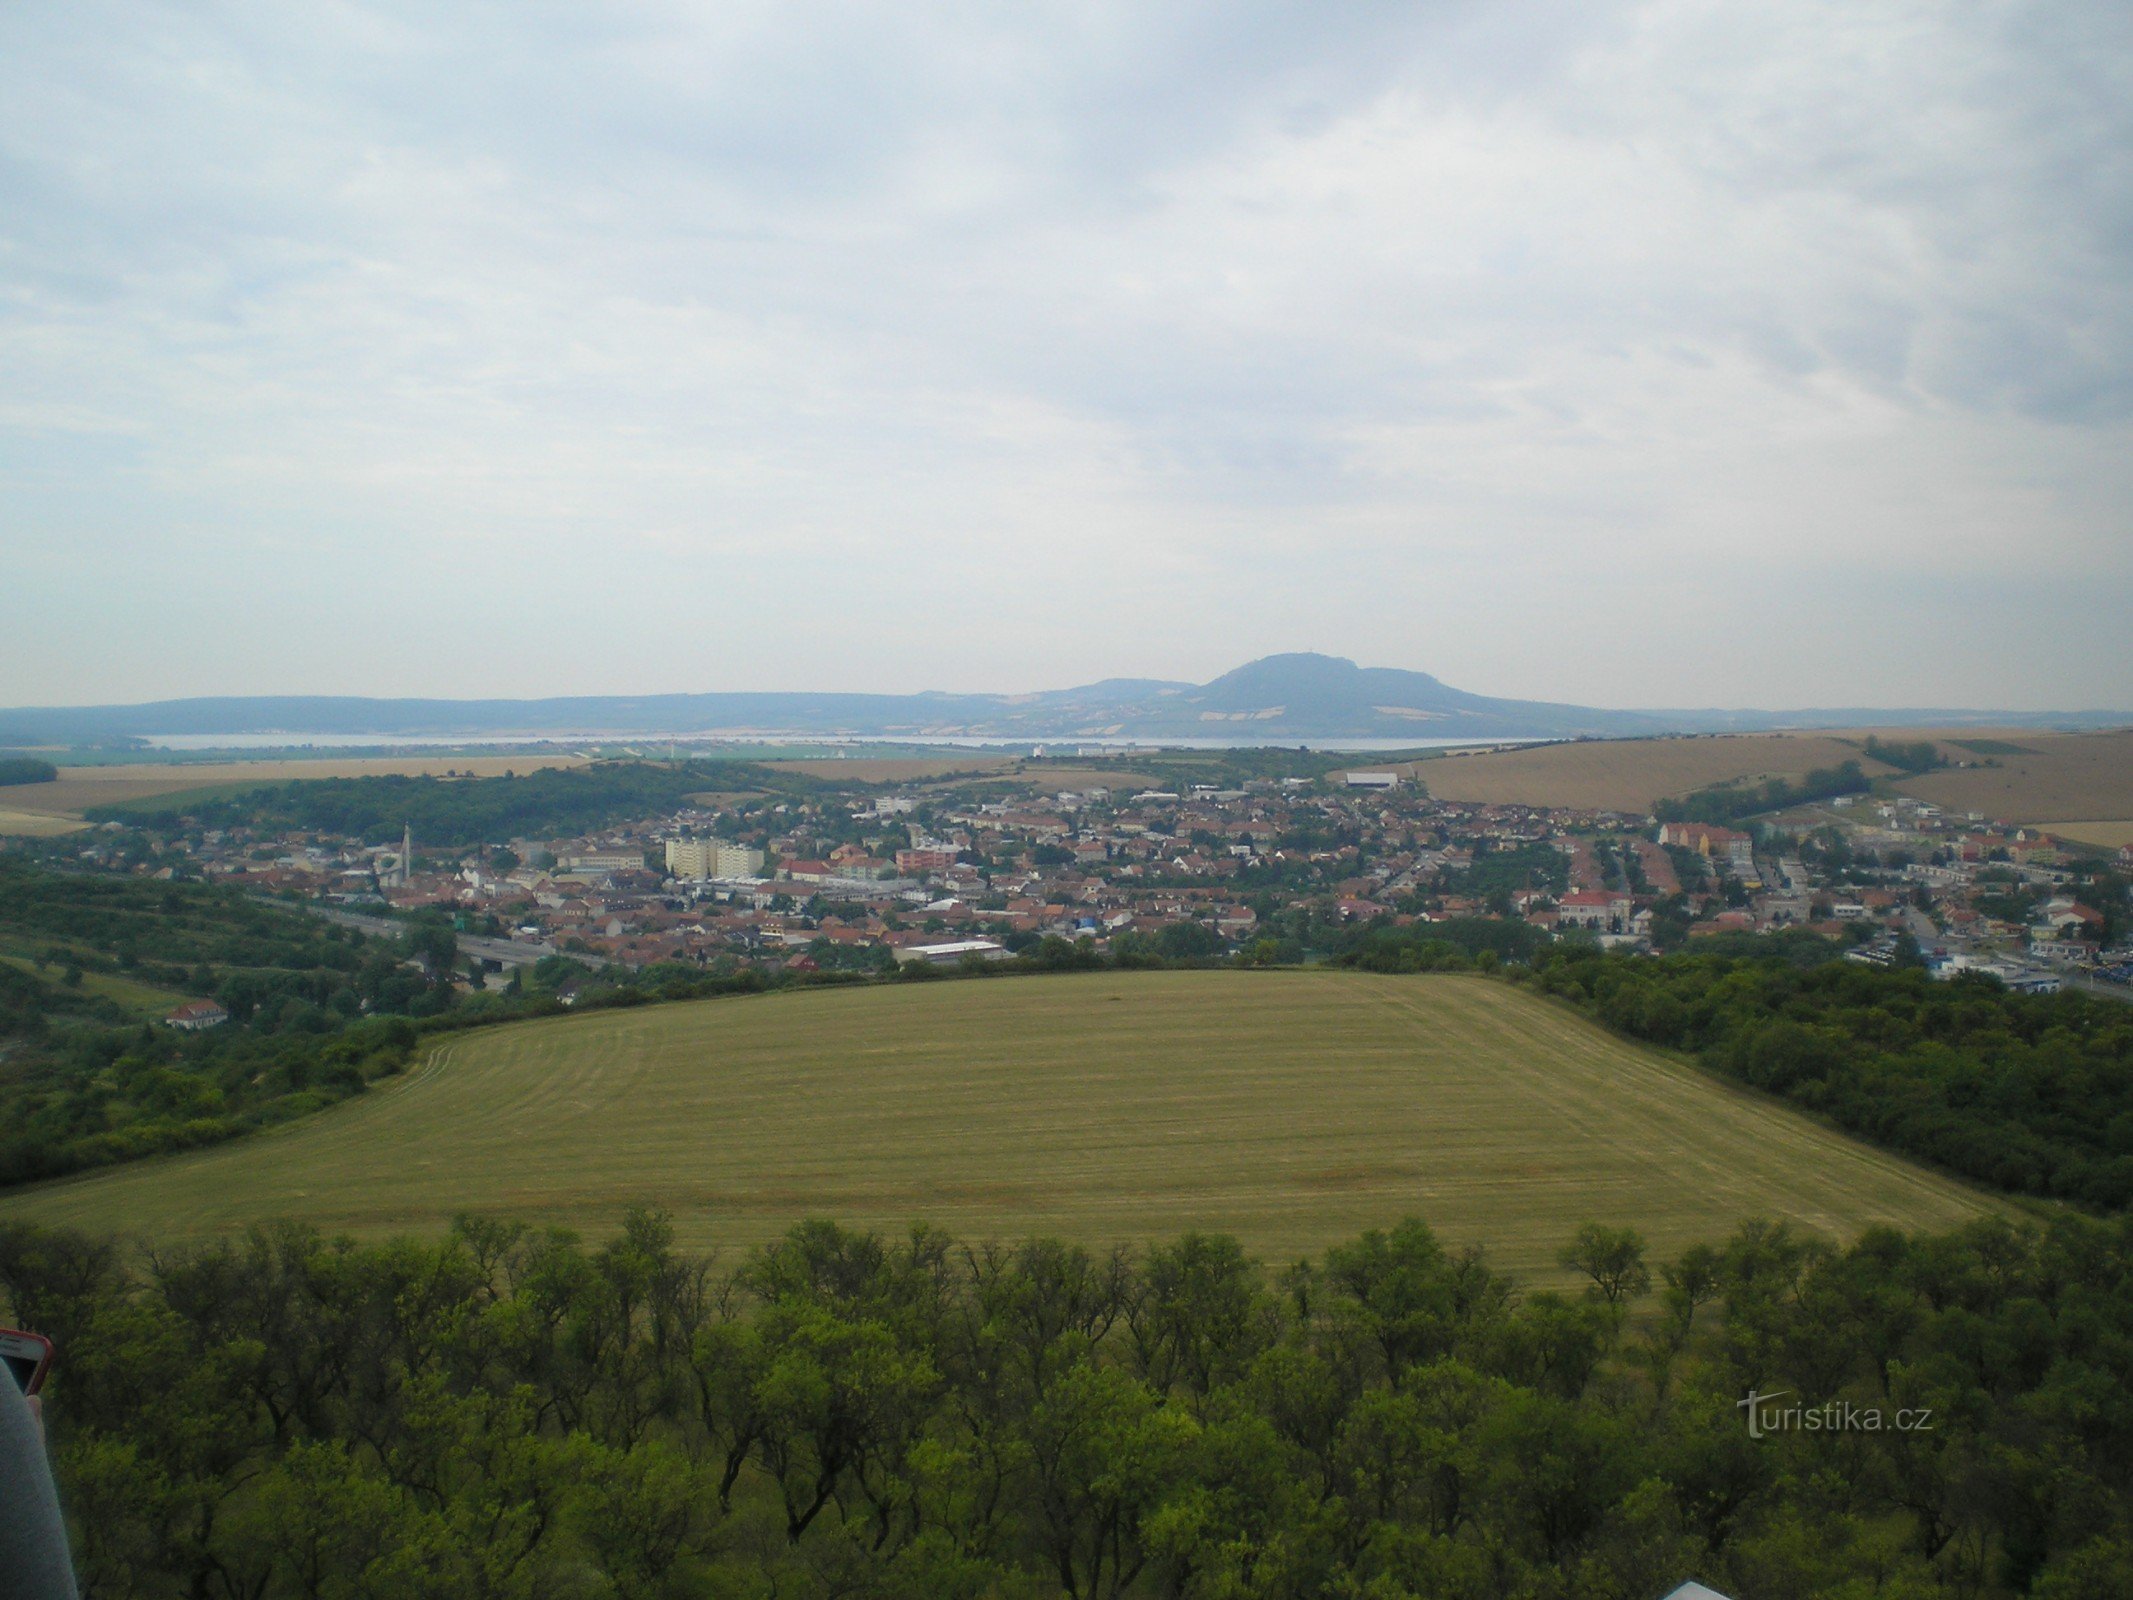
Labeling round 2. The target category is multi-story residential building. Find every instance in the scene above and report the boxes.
[664,838,767,879]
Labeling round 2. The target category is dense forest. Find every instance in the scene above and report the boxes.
[86,761,821,847]
[0,755,60,785]
[5,1208,2129,1599]
[1860,737,1947,776]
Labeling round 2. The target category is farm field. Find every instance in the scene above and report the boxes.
[757,755,1159,792]
[1383,732,1908,812]
[1894,728,2133,827]
[760,754,1020,783]
[0,753,590,834]
[0,806,85,837]
[759,756,1159,792]
[0,970,2003,1275]
[2049,821,2133,850]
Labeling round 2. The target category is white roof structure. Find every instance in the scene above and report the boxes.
[1659,1585,1735,1600]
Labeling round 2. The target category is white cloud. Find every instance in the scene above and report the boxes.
[0,0,2127,707]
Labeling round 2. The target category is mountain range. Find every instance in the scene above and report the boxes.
[3,655,2126,747]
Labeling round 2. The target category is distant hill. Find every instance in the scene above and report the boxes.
[4,654,2125,746]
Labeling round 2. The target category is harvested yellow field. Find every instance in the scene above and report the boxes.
[0,806,86,836]
[1396,733,1904,812]
[0,970,2003,1278]
[2047,822,2133,850]
[1895,729,2133,823]
[992,765,1161,792]
[761,757,1152,791]
[761,755,1020,783]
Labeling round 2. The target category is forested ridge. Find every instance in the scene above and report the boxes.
[5,1209,2130,1599]
[88,761,819,847]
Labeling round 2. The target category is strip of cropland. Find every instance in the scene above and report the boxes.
[0,969,2003,1276]
[1394,732,1909,812]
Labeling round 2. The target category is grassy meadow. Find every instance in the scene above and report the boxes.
[0,969,2004,1274]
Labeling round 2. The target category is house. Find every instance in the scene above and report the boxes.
[2035,898,2106,935]
[1556,888,1634,933]
[165,999,230,1031]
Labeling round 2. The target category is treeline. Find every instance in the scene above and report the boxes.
[6,1209,2131,1598]
[1339,915,1554,972]
[1653,759,1870,825]
[1862,735,1947,775]
[86,760,821,847]
[0,754,58,785]
[1526,944,2133,1209]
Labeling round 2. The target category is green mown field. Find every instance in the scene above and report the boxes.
[0,970,2005,1274]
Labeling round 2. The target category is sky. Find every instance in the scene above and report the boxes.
[2,1,2130,712]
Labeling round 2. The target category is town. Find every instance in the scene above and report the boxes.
[52,756,2133,1007]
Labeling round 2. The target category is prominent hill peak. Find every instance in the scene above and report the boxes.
[1194,653,1454,714]
[1205,652,1367,689]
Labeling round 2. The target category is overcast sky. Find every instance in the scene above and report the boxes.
[2,1,2129,711]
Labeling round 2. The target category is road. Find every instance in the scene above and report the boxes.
[300,905,587,970]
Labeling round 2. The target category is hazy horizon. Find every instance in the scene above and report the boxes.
[4,3,2129,710]
[8,648,2132,724]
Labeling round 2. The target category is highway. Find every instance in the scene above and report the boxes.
[299,904,587,970]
